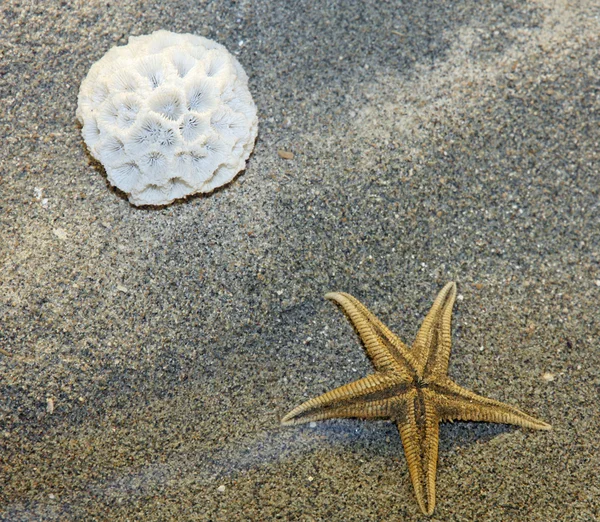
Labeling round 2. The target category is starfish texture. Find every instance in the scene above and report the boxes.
[282,282,551,515]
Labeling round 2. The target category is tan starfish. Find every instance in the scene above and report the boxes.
[282,282,551,515]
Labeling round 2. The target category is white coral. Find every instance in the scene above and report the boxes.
[76,30,258,206]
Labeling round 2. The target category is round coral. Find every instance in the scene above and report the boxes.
[77,30,258,206]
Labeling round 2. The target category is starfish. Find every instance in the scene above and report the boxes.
[282,282,551,515]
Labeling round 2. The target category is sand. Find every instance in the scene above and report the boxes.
[1,0,598,520]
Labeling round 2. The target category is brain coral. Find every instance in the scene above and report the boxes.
[76,30,258,206]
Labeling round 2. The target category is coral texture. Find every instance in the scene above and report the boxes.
[77,30,258,206]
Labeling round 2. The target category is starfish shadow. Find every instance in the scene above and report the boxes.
[439,420,515,452]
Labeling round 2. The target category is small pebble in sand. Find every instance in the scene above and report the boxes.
[53,228,68,240]
[541,372,555,382]
[309,422,317,428]
[278,150,294,160]
[46,398,55,414]
[217,485,226,493]
[525,323,536,335]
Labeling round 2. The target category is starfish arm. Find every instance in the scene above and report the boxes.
[432,378,551,430]
[281,373,406,425]
[411,282,457,377]
[396,393,440,516]
[325,291,417,377]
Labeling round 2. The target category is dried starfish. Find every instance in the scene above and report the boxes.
[282,282,550,515]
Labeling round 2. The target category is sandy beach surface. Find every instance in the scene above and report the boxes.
[1,0,598,520]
